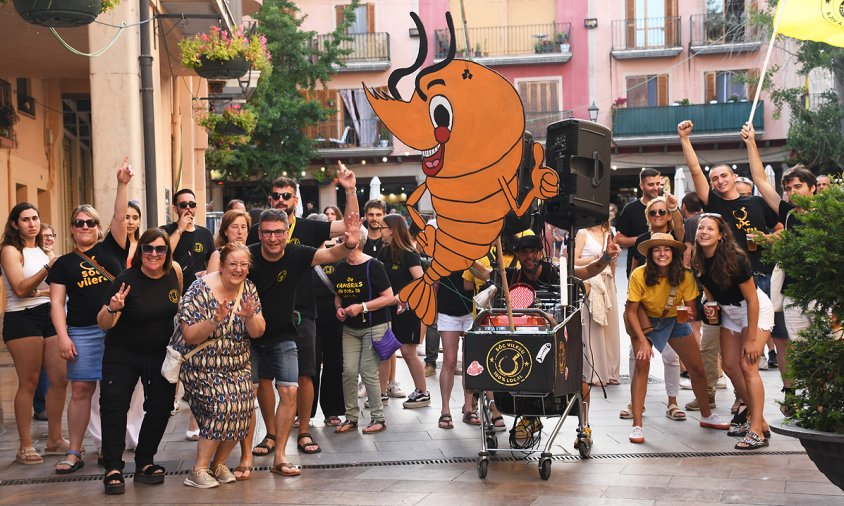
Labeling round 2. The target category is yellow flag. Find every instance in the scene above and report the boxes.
[775,0,844,47]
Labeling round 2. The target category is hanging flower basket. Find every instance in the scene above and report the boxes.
[12,0,119,28]
[197,104,256,143]
[180,25,272,81]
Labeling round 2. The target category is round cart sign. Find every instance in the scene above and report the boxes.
[486,339,533,386]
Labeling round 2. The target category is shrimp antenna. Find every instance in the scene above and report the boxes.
[414,12,456,102]
[388,12,428,101]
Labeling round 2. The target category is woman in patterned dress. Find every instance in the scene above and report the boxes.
[178,243,266,488]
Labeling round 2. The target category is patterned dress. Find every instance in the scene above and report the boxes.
[177,278,261,440]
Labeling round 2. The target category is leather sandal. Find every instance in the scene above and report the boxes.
[252,434,277,456]
[56,450,85,474]
[665,403,687,421]
[296,433,321,454]
[335,419,358,433]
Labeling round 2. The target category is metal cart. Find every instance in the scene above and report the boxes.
[463,306,591,480]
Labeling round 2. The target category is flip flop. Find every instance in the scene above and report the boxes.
[233,465,252,481]
[324,416,342,426]
[252,434,277,456]
[363,420,387,434]
[335,420,358,433]
[270,462,301,477]
[438,414,454,430]
[296,433,321,454]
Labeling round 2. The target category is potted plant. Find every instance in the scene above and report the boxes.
[379,125,390,148]
[728,94,740,103]
[474,42,482,58]
[555,31,570,52]
[312,166,337,185]
[0,104,19,140]
[180,25,271,81]
[610,97,627,118]
[766,180,844,491]
[11,0,120,28]
[198,104,257,141]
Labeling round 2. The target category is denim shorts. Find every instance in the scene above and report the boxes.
[67,325,106,381]
[437,313,473,333]
[251,340,298,387]
[646,317,693,353]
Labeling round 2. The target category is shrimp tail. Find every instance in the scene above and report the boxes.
[400,277,438,326]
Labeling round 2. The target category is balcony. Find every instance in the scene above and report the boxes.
[311,118,393,158]
[433,22,572,66]
[526,110,574,140]
[689,13,765,55]
[611,17,682,59]
[313,32,391,72]
[612,101,764,146]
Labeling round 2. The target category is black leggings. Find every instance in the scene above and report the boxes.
[100,346,175,472]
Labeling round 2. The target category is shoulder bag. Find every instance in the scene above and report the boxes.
[366,260,402,360]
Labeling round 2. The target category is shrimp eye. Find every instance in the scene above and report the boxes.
[429,95,453,131]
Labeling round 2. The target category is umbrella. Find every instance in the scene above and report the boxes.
[674,168,687,197]
[369,176,382,201]
[295,183,303,217]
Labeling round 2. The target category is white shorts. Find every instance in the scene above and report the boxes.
[436,313,473,333]
[719,288,774,334]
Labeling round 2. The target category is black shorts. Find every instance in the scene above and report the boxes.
[3,303,57,342]
[295,316,317,377]
[391,307,421,345]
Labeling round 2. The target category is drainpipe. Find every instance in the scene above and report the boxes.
[139,0,158,227]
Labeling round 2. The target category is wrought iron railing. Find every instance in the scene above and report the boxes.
[311,117,391,149]
[434,22,572,59]
[313,32,390,64]
[689,13,764,46]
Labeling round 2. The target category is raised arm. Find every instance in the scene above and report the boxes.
[741,123,780,212]
[313,212,361,266]
[330,161,359,238]
[678,120,710,205]
[666,193,684,242]
[573,236,619,281]
[109,157,133,249]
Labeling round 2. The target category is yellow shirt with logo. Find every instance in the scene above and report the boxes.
[627,267,699,318]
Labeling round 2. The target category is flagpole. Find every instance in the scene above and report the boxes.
[748,0,786,125]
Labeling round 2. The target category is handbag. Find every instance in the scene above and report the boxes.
[364,260,402,361]
[161,281,244,383]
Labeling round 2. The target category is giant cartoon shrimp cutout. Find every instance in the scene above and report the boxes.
[364,12,559,326]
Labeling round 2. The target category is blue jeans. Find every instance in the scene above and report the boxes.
[251,340,299,387]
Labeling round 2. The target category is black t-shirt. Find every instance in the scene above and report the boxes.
[103,267,180,354]
[329,258,391,329]
[616,199,648,276]
[377,247,422,293]
[363,235,384,257]
[313,263,338,320]
[48,234,126,328]
[288,217,332,319]
[698,254,753,306]
[684,214,702,245]
[703,191,778,274]
[160,223,215,292]
[506,261,560,291]
[247,243,317,344]
[246,222,260,247]
[437,270,474,317]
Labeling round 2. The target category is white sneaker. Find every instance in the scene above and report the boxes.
[700,413,730,430]
[716,376,727,389]
[184,468,220,488]
[758,356,769,370]
[386,381,406,398]
[679,379,693,390]
[629,426,644,443]
[357,382,366,398]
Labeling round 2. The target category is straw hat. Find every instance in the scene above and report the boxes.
[637,232,687,257]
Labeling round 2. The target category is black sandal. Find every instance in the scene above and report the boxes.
[296,433,321,454]
[735,430,769,450]
[104,470,125,495]
[134,464,165,485]
[56,450,85,475]
[252,434,277,456]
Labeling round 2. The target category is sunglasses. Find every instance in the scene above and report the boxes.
[270,192,295,201]
[648,209,668,217]
[141,244,168,255]
[260,228,289,238]
[72,219,99,228]
[699,212,723,220]
[176,201,197,209]
[43,233,57,239]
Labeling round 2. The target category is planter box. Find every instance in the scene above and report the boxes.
[771,419,844,491]
[14,0,102,28]
[196,55,250,81]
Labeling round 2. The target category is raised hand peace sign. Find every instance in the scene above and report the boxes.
[212,298,230,324]
[108,283,131,312]
[235,294,259,320]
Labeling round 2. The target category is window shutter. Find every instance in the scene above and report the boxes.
[335,5,345,29]
[665,0,678,45]
[626,0,635,48]
[657,74,669,106]
[366,3,375,32]
[704,71,717,103]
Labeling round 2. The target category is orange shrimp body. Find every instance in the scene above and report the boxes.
[364,13,559,325]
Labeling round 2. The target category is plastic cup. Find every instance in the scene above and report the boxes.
[704,302,720,326]
[676,305,690,324]
[746,234,757,252]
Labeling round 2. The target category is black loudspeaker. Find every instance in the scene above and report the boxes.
[501,131,537,237]
[543,119,611,229]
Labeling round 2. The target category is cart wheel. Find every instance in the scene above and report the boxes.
[486,434,498,450]
[477,458,489,479]
[578,434,592,458]
[539,458,551,480]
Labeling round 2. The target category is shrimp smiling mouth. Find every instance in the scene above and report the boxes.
[421,143,446,176]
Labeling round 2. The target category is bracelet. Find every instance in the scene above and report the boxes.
[336,306,342,311]
[43,263,51,272]
[668,207,679,213]
[345,190,356,195]
[361,302,369,314]
[343,242,356,250]
[106,307,120,315]
[600,253,612,264]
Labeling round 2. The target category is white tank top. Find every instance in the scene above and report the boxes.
[4,246,50,312]
[581,230,606,259]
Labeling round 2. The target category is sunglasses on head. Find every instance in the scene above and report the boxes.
[72,219,99,228]
[648,209,668,217]
[141,244,168,255]
[699,212,723,220]
[176,201,197,210]
[270,191,295,201]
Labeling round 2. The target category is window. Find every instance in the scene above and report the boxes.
[16,78,35,117]
[626,74,669,107]
[626,0,678,48]
[704,70,757,102]
[336,3,374,33]
[706,0,751,42]
[516,78,562,139]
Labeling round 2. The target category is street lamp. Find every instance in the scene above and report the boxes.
[587,102,599,122]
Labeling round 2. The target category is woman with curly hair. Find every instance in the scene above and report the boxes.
[626,233,729,444]
[693,213,773,450]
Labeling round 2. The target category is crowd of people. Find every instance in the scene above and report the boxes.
[0,120,831,493]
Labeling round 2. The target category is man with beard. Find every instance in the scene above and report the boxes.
[615,168,663,277]
[247,162,358,457]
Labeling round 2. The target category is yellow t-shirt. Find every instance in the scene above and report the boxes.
[463,255,492,289]
[627,267,699,318]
